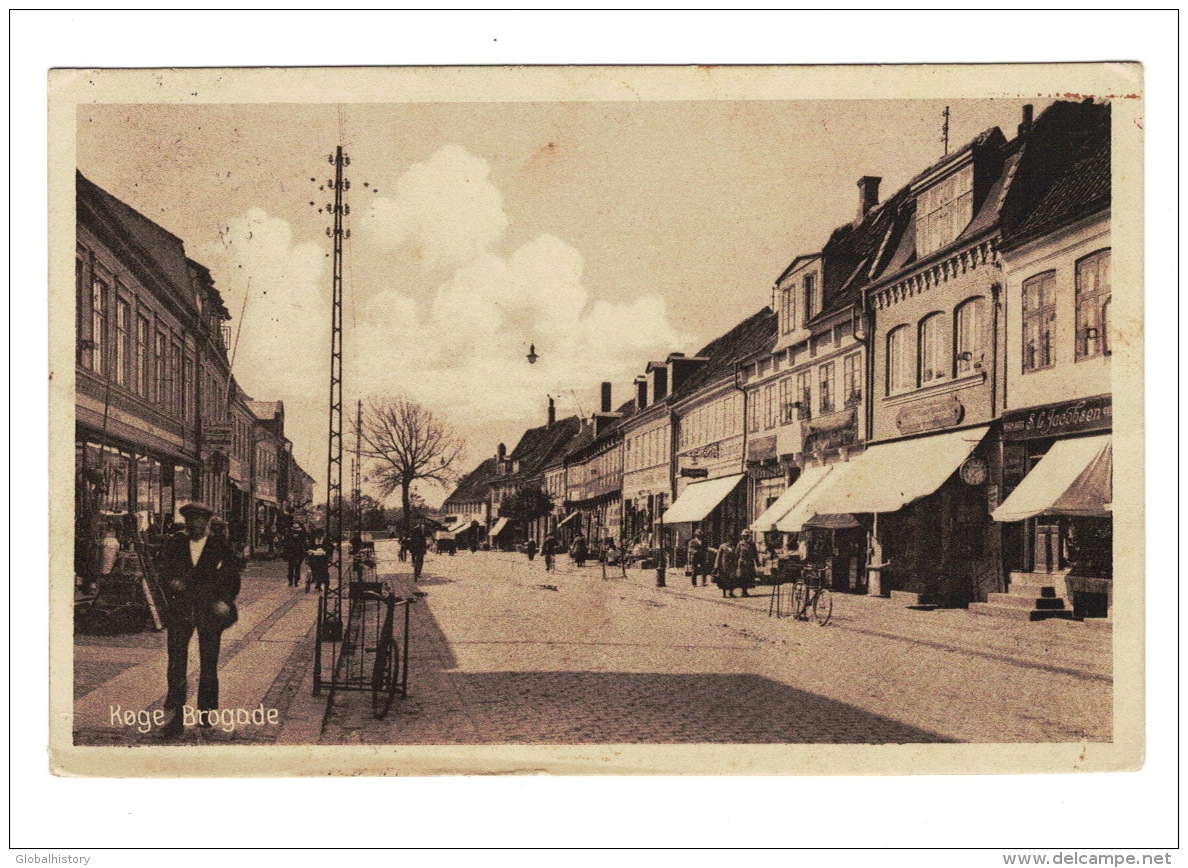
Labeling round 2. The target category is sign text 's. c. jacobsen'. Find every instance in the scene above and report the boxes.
[1001,395,1112,441]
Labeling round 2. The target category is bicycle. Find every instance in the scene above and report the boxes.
[792,564,833,626]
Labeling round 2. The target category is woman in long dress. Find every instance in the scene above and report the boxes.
[714,539,738,598]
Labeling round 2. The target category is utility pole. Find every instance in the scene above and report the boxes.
[353,398,362,541]
[941,105,951,156]
[313,145,351,692]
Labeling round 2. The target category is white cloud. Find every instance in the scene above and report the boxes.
[212,146,688,496]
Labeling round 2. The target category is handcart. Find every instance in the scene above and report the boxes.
[314,552,412,719]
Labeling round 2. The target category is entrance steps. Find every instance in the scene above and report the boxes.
[969,572,1074,622]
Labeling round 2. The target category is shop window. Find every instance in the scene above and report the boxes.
[1075,249,1111,359]
[917,313,947,386]
[843,352,862,407]
[818,361,835,415]
[916,164,974,257]
[954,296,987,376]
[1022,271,1057,371]
[886,325,912,394]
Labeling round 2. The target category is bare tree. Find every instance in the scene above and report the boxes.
[356,399,465,526]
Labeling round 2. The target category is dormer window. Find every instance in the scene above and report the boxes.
[803,273,819,323]
[916,163,974,257]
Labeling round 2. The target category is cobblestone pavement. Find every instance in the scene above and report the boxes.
[73,557,320,746]
[322,543,1112,745]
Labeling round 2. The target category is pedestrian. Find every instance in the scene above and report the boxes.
[525,538,539,562]
[687,528,710,588]
[541,531,561,572]
[570,532,588,568]
[306,535,330,593]
[159,502,241,738]
[736,530,760,598]
[397,530,409,563]
[406,524,427,580]
[282,522,307,588]
[714,538,738,598]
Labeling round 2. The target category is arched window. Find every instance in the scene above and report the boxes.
[887,325,912,394]
[917,313,947,385]
[1023,271,1057,371]
[954,297,988,376]
[1076,249,1111,359]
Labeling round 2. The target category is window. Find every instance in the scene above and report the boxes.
[916,164,974,257]
[1076,249,1111,359]
[154,332,166,404]
[953,297,987,376]
[748,392,761,433]
[803,273,819,323]
[918,313,947,385]
[843,353,861,407]
[135,314,149,396]
[182,356,193,421]
[818,362,835,415]
[75,257,86,364]
[796,371,812,420]
[170,342,182,415]
[114,297,130,387]
[764,384,776,429]
[757,357,770,377]
[780,286,795,334]
[887,326,912,394]
[90,277,108,375]
[1022,271,1057,371]
[779,377,794,425]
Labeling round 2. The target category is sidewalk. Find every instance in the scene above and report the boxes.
[73,556,322,746]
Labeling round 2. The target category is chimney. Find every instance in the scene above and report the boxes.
[1018,104,1034,138]
[497,443,506,460]
[547,396,556,427]
[635,375,648,410]
[600,382,612,413]
[857,176,881,219]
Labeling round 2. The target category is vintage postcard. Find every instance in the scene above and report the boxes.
[49,63,1143,777]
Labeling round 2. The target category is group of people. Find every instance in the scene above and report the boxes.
[687,528,761,598]
[279,522,330,592]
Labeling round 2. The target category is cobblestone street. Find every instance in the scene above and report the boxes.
[322,541,1112,745]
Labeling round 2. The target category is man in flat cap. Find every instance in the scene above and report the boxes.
[159,502,241,738]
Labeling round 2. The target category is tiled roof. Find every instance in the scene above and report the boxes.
[444,457,498,505]
[1004,113,1110,247]
[675,307,778,397]
[246,400,283,421]
[1000,101,1111,250]
[506,415,582,480]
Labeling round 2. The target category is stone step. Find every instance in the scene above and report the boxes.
[969,602,1075,622]
[985,592,1067,610]
[1008,572,1069,597]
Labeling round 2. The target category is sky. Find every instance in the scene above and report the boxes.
[78,96,1049,506]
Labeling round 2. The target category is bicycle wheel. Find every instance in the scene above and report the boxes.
[791,582,808,619]
[813,588,833,626]
[371,637,400,719]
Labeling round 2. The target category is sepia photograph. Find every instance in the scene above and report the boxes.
[48,62,1144,782]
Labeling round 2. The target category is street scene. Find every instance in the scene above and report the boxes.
[62,68,1132,765]
[74,541,1110,747]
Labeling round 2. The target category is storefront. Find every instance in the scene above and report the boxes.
[993,396,1112,617]
[661,472,747,557]
[811,425,999,604]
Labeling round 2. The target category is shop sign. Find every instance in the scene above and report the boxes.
[680,467,709,479]
[747,435,777,462]
[895,395,964,435]
[1000,395,1112,441]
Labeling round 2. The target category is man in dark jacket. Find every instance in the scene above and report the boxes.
[406,524,427,580]
[159,502,241,738]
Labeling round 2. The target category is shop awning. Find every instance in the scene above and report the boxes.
[776,461,862,532]
[449,519,477,534]
[661,474,745,524]
[750,465,832,532]
[558,511,580,527]
[811,426,992,515]
[992,435,1112,522]
[489,517,510,537]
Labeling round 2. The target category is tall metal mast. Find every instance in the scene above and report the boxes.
[325,145,348,607]
[353,398,363,540]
